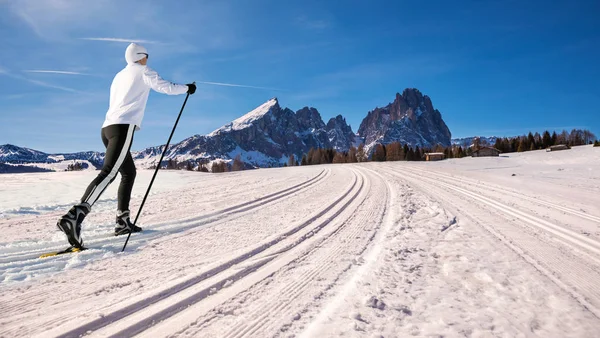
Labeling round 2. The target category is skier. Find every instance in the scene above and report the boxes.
[56,43,196,249]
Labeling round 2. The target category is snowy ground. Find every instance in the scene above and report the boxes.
[0,145,599,337]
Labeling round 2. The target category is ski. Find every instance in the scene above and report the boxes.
[39,246,87,258]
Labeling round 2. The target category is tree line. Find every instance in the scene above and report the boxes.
[492,129,597,153]
[289,142,467,166]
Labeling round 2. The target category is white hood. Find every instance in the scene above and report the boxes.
[125,43,148,64]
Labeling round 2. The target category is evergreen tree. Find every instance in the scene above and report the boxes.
[347,146,358,163]
[332,152,345,164]
[542,130,552,149]
[288,154,296,167]
[356,144,366,162]
[167,158,177,170]
[186,161,193,171]
[415,146,422,161]
[373,144,386,161]
[527,132,535,150]
[232,154,244,171]
[551,131,557,146]
[301,154,308,166]
[517,138,525,152]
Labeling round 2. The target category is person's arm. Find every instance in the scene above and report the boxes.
[142,67,189,95]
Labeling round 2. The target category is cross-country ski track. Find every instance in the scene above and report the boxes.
[1,146,599,337]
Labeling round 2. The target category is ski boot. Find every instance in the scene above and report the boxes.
[56,202,90,249]
[114,210,142,236]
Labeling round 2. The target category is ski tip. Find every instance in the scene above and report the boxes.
[39,247,87,258]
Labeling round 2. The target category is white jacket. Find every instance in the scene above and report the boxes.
[102,44,188,130]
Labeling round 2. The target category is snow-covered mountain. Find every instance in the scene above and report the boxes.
[2,89,454,171]
[357,88,452,153]
[135,98,358,168]
[0,144,104,173]
[451,136,499,148]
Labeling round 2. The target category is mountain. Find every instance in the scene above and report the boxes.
[134,98,358,168]
[2,89,454,172]
[0,144,104,171]
[452,136,499,148]
[357,88,451,153]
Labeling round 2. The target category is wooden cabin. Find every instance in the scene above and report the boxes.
[547,144,570,152]
[472,147,500,157]
[425,152,445,161]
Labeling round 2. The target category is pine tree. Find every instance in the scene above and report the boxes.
[551,131,557,146]
[288,154,296,167]
[542,130,552,149]
[373,144,386,162]
[301,154,308,166]
[356,144,366,162]
[332,152,345,164]
[517,138,525,152]
[415,146,422,161]
[232,154,244,171]
[347,146,358,163]
[186,161,193,171]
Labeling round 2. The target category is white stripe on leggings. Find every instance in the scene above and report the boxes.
[85,124,135,206]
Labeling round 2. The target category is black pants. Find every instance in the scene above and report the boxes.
[81,124,136,211]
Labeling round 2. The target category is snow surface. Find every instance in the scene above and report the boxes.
[208,98,278,136]
[0,145,599,337]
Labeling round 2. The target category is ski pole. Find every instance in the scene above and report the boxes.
[122,86,193,252]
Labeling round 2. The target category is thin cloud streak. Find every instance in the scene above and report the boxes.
[24,70,89,75]
[24,79,79,93]
[197,81,286,91]
[80,37,159,44]
[1,69,80,93]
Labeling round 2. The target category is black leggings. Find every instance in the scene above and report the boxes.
[81,124,136,211]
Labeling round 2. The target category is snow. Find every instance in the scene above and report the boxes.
[1,145,599,337]
[207,98,278,136]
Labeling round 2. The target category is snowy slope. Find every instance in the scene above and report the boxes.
[0,146,599,337]
[208,98,279,136]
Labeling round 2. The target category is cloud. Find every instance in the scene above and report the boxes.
[23,79,79,93]
[2,69,80,93]
[196,81,286,92]
[79,37,159,44]
[24,70,89,75]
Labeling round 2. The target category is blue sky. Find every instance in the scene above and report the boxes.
[1,0,598,153]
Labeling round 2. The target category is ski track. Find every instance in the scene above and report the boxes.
[389,164,600,320]
[1,150,600,337]
[41,168,363,338]
[187,168,388,338]
[0,169,329,273]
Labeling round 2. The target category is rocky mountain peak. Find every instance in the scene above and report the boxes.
[357,89,451,152]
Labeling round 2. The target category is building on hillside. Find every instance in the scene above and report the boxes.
[547,144,570,152]
[472,147,500,157]
[425,152,445,161]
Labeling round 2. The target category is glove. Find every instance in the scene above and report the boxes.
[186,83,196,95]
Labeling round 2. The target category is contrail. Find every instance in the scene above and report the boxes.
[80,37,158,44]
[196,81,285,91]
[24,70,88,75]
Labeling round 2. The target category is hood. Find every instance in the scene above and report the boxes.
[125,43,148,65]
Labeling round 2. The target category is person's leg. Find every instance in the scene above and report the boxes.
[114,152,143,236]
[117,152,136,212]
[57,124,135,247]
[81,124,136,206]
